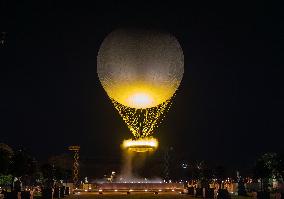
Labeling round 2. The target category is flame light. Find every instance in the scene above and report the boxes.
[122,137,158,152]
[126,92,154,109]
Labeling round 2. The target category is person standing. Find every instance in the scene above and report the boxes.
[214,188,218,199]
[276,189,281,199]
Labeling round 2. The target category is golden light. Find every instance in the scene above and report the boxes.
[112,98,173,138]
[97,29,184,109]
[126,92,154,109]
[122,137,158,152]
[97,29,184,144]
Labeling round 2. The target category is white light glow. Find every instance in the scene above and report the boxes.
[126,92,154,109]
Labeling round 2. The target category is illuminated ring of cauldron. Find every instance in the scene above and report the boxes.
[122,138,158,153]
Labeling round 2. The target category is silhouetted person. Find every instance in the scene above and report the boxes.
[14,180,21,192]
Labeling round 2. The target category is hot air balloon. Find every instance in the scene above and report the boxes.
[97,29,184,151]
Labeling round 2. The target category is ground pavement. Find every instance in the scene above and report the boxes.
[67,192,252,199]
[67,192,197,199]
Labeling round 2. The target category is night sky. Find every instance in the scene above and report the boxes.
[1,1,283,171]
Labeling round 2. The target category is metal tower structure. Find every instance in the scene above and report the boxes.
[68,145,80,187]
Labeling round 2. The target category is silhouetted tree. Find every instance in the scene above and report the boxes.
[253,153,284,191]
[48,154,72,170]
[238,177,247,196]
[48,154,73,182]
[214,165,226,189]
[41,162,71,183]
[10,148,34,176]
[41,164,54,180]
[54,167,72,182]
[0,149,11,175]
[188,161,213,188]
[10,147,37,187]
[0,174,13,186]
[40,163,54,188]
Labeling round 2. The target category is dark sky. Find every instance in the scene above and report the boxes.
[1,1,283,171]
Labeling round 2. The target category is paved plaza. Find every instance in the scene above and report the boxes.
[68,192,196,199]
[67,192,251,199]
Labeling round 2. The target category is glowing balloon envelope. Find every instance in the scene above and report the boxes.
[97,29,184,109]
